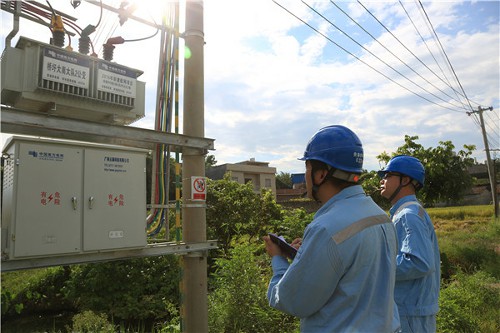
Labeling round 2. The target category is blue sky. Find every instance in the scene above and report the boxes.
[1,0,499,173]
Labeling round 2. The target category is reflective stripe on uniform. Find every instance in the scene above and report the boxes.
[332,214,391,244]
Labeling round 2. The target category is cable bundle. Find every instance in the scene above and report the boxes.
[147,2,180,239]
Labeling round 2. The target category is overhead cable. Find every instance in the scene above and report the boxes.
[273,0,464,113]
[330,0,468,112]
[398,0,470,110]
[296,0,462,112]
[416,0,476,114]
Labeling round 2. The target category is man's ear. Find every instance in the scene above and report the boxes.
[314,168,328,184]
[401,175,412,186]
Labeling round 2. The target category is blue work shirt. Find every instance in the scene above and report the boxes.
[390,195,440,316]
[267,185,400,332]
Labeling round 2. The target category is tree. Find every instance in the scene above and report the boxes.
[276,171,292,189]
[206,174,283,254]
[205,154,217,170]
[360,171,390,210]
[375,135,476,206]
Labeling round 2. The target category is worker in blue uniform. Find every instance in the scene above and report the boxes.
[264,125,401,332]
[378,155,440,333]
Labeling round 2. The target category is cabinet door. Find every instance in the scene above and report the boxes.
[83,148,146,251]
[14,142,83,258]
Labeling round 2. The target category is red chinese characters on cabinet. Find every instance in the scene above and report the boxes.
[40,191,61,206]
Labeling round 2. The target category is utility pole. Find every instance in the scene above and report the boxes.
[182,1,207,332]
[469,106,498,218]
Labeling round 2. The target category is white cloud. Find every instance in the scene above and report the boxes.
[1,0,498,173]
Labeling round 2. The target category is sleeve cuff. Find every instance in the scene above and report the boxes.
[271,255,289,272]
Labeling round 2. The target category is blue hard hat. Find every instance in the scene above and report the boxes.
[299,125,363,173]
[377,155,425,187]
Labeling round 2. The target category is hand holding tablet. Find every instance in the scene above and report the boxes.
[268,233,298,260]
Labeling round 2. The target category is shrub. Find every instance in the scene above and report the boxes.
[64,256,181,328]
[208,241,299,333]
[1,266,73,318]
[70,310,115,332]
[437,271,500,333]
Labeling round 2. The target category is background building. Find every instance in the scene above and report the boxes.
[206,158,277,197]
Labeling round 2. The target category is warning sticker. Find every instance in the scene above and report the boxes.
[191,177,206,201]
[108,193,125,207]
[40,191,61,206]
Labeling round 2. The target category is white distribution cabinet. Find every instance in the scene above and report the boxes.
[1,136,147,260]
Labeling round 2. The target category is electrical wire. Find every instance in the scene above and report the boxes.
[147,3,179,238]
[399,0,470,109]
[275,1,498,152]
[329,0,468,112]
[352,0,467,112]
[359,0,483,130]
[123,28,159,42]
[274,1,466,113]
[416,1,475,114]
[415,0,499,150]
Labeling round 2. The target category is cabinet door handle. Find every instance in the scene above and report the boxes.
[71,197,78,210]
[89,196,94,209]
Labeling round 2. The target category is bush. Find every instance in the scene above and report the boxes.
[437,271,500,333]
[1,266,73,318]
[64,256,181,329]
[208,241,299,333]
[70,310,115,333]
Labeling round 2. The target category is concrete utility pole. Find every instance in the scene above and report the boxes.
[470,106,498,218]
[182,1,208,332]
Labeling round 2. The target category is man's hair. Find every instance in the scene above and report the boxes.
[309,160,357,189]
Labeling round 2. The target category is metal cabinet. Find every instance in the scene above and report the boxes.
[2,136,147,259]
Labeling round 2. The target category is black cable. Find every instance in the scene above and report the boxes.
[301,0,466,112]
[483,112,500,146]
[417,0,475,114]
[95,0,103,28]
[124,28,159,43]
[330,0,468,112]
[399,0,470,110]
[45,0,56,16]
[273,0,464,113]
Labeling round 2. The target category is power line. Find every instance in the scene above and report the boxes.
[358,0,469,112]
[414,0,498,146]
[273,1,498,151]
[329,0,469,111]
[272,1,448,111]
[276,1,467,113]
[416,0,475,114]
[398,0,470,110]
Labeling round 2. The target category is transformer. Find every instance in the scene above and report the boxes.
[1,36,146,125]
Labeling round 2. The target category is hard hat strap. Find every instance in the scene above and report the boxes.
[388,175,415,202]
[331,169,360,183]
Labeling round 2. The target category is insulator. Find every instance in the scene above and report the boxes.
[52,30,65,47]
[70,0,81,9]
[78,35,90,55]
[103,43,115,61]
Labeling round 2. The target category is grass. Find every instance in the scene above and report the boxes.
[431,205,500,279]
[428,204,494,221]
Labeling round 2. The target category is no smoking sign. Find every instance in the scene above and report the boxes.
[191,176,206,201]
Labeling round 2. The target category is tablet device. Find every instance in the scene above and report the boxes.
[268,233,297,260]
